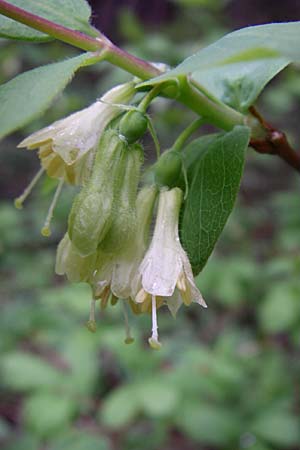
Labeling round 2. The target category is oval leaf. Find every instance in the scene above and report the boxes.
[192,58,288,112]
[0,0,97,41]
[0,52,92,140]
[99,385,140,429]
[23,392,76,437]
[181,126,250,275]
[140,22,300,110]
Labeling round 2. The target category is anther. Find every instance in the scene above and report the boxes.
[86,299,97,333]
[122,301,134,345]
[14,167,45,209]
[41,178,64,237]
[148,295,162,350]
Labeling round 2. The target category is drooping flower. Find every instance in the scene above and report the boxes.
[110,185,158,299]
[18,82,136,185]
[133,187,206,348]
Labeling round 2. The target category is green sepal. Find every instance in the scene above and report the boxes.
[119,110,148,144]
[154,149,183,188]
[100,143,144,254]
[68,130,125,256]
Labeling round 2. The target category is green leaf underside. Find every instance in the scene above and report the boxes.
[0,52,92,140]
[192,58,288,112]
[140,22,300,111]
[0,0,96,41]
[181,126,250,275]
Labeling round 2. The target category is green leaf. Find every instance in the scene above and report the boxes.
[138,380,179,417]
[175,402,241,446]
[240,440,272,450]
[192,58,288,112]
[59,330,99,397]
[197,257,257,306]
[4,434,40,450]
[259,283,300,333]
[1,352,63,391]
[252,409,300,447]
[140,22,300,110]
[48,430,110,450]
[181,126,250,274]
[183,133,218,177]
[99,385,140,429]
[23,392,76,437]
[0,0,97,41]
[0,52,92,140]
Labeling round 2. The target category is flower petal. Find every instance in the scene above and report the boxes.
[182,256,207,307]
[166,290,182,317]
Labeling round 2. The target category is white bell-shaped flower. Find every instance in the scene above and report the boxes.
[136,187,206,305]
[18,82,136,185]
[134,187,206,348]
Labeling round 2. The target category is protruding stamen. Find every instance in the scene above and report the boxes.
[14,167,45,209]
[148,295,162,350]
[176,273,192,306]
[86,299,97,333]
[41,178,64,237]
[176,272,186,292]
[100,286,111,310]
[122,301,134,345]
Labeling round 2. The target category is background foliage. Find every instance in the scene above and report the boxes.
[0,1,300,449]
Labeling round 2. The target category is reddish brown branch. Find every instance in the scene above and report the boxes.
[249,106,300,174]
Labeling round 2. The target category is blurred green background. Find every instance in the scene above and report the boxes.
[1,1,300,449]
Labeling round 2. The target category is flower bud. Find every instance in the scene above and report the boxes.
[119,110,148,144]
[68,129,126,256]
[154,149,182,188]
[100,143,144,254]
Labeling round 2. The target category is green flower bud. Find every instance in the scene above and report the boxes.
[68,129,126,256]
[100,143,144,254]
[154,149,182,188]
[119,110,148,144]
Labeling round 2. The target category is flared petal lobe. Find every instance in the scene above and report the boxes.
[18,82,136,184]
[135,187,206,309]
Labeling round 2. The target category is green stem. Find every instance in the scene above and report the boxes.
[138,84,163,113]
[147,118,161,159]
[177,76,245,131]
[104,43,161,79]
[0,0,103,51]
[172,117,206,152]
[0,0,246,130]
[0,0,161,79]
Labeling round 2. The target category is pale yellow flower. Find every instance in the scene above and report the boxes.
[18,82,136,185]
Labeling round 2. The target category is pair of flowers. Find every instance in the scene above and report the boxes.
[18,81,206,348]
